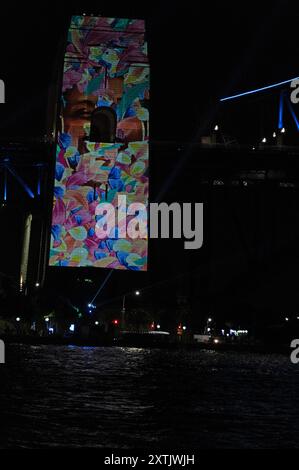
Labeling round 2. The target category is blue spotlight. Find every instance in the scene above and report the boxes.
[3,168,7,201]
[278,91,285,130]
[37,175,41,196]
[6,165,35,198]
[286,98,299,131]
[89,270,113,305]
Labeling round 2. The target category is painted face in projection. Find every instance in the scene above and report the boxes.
[50,16,149,270]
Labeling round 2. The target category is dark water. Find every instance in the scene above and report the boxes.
[0,344,299,449]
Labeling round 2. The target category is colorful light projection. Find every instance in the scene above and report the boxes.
[49,16,149,270]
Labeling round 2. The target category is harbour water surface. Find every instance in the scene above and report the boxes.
[0,345,299,448]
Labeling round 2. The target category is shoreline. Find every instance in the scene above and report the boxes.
[1,335,291,355]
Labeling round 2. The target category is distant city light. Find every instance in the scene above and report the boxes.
[69,324,75,332]
[281,127,286,133]
[113,319,119,325]
[285,317,289,321]
[182,326,187,331]
[135,290,140,296]
[157,324,161,329]
[35,282,40,287]
[213,339,219,344]
[95,321,99,326]
[208,318,212,323]
[207,327,211,332]
[48,328,54,334]
[16,317,20,322]
[214,124,219,131]
[273,132,276,138]
[262,137,267,143]
[45,317,49,323]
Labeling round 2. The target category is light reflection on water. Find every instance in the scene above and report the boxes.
[0,344,299,448]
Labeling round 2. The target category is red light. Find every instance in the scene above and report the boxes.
[113,319,119,325]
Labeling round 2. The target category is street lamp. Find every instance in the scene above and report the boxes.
[205,317,213,334]
[44,317,50,334]
[121,290,141,329]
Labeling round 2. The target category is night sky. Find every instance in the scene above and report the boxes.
[0,1,299,141]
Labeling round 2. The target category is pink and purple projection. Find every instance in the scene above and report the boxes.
[49,16,149,270]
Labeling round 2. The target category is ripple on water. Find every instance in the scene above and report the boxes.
[0,345,299,448]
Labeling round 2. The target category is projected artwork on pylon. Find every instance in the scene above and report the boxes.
[49,16,149,270]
